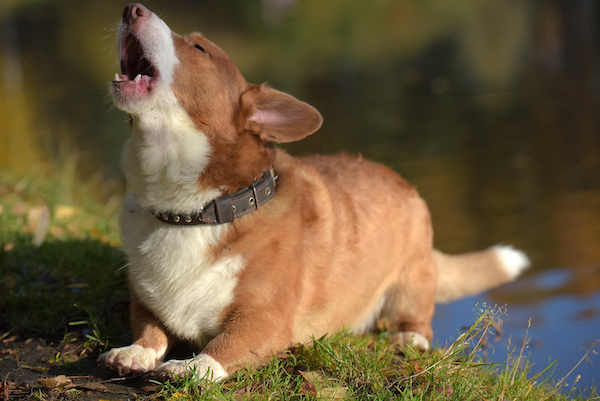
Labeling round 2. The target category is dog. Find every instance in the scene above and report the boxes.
[97,3,530,381]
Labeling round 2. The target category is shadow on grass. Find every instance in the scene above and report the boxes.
[0,234,130,344]
[0,235,155,398]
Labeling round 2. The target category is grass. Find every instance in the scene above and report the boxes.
[151,309,597,400]
[1,168,598,400]
[0,166,128,346]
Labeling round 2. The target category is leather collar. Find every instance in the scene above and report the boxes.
[151,169,277,225]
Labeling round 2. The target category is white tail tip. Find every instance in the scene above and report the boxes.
[493,245,530,279]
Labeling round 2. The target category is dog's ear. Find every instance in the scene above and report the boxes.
[242,85,322,143]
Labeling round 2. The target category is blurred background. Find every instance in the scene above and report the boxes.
[1,0,599,392]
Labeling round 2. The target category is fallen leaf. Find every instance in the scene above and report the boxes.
[300,371,337,398]
[60,342,84,354]
[298,370,325,385]
[2,378,9,401]
[234,386,248,395]
[2,335,18,344]
[54,205,79,220]
[319,386,349,400]
[49,226,66,237]
[77,382,109,392]
[38,375,72,389]
[31,205,50,246]
[284,364,307,375]
[0,349,17,355]
[300,380,317,396]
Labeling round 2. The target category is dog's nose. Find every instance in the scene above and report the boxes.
[122,3,151,24]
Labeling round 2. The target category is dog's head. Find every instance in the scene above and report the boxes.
[111,3,322,192]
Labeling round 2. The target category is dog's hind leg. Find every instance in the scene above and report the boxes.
[381,251,437,351]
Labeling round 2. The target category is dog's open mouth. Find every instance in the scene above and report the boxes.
[113,33,158,91]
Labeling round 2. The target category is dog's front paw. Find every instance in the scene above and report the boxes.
[156,353,229,382]
[391,331,430,351]
[97,344,161,375]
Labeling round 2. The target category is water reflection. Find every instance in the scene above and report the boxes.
[1,0,599,392]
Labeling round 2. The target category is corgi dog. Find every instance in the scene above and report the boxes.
[98,3,530,381]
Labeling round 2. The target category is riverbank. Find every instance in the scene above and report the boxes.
[1,171,596,400]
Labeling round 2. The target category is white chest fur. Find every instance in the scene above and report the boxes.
[121,194,244,343]
[120,101,221,214]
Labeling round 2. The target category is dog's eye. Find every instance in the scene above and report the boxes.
[194,43,208,54]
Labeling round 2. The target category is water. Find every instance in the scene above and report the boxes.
[1,0,599,392]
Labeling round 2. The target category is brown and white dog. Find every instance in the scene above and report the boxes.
[98,3,530,381]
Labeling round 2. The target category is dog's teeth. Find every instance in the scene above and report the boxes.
[114,73,121,81]
[134,74,142,82]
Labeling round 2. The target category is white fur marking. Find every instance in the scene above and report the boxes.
[493,245,530,279]
[156,353,229,382]
[121,109,217,213]
[121,197,244,342]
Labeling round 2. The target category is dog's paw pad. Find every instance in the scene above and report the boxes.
[155,354,229,382]
[391,331,430,351]
[97,344,159,375]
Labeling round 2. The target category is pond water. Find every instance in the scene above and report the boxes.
[1,0,599,393]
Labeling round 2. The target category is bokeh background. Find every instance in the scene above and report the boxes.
[1,0,599,392]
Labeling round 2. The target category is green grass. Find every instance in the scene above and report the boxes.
[1,170,597,400]
[0,169,128,347]
[152,309,597,400]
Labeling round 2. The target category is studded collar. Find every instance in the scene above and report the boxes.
[151,169,277,225]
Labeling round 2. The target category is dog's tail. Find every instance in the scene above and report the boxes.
[434,245,530,303]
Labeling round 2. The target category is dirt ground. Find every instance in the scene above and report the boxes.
[0,335,160,401]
